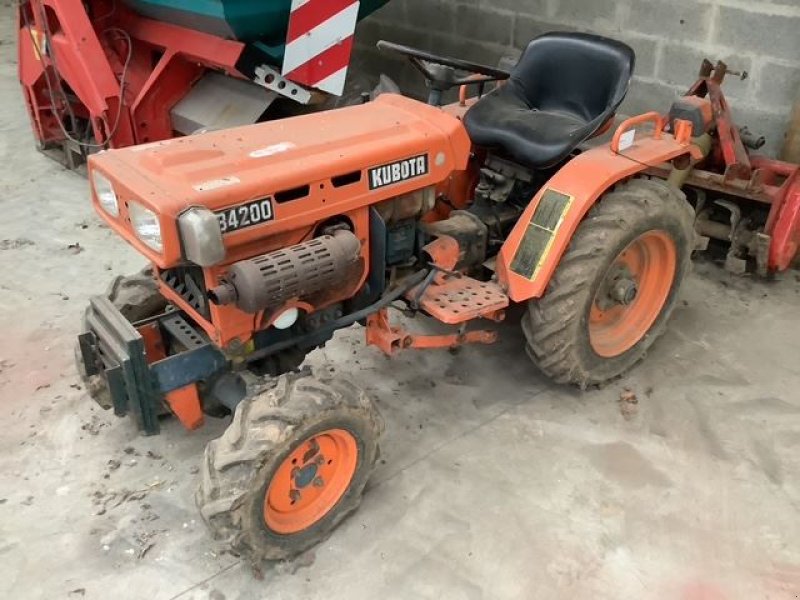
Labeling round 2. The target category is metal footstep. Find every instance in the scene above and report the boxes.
[409,276,509,324]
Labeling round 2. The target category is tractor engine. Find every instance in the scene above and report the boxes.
[208,186,491,315]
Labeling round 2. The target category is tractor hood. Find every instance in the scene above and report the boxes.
[89,94,471,268]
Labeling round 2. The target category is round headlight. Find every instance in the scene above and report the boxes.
[92,171,119,216]
[129,201,163,252]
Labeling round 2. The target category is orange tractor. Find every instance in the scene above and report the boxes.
[77,33,707,561]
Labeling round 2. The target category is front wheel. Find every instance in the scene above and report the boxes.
[197,373,383,562]
[522,177,694,388]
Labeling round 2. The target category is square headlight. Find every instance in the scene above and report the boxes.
[92,171,119,216]
[129,201,163,252]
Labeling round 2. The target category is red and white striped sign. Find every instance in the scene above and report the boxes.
[282,0,361,96]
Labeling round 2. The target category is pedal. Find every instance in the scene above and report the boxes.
[407,276,509,324]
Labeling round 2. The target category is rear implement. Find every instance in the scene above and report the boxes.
[648,60,800,275]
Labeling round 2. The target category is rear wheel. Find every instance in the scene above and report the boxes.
[522,177,694,387]
[197,373,383,562]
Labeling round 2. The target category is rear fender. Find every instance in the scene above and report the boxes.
[497,115,699,302]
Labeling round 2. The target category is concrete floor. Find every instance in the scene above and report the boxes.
[2,7,800,600]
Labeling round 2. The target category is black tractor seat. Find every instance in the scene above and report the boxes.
[464,32,635,169]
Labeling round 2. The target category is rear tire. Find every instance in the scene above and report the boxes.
[197,373,383,562]
[522,177,694,387]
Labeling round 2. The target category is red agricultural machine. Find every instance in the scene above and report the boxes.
[73,31,799,563]
[17,0,391,167]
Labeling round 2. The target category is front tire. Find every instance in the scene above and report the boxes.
[522,177,694,387]
[197,373,383,562]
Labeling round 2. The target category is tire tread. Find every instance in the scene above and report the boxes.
[522,177,694,388]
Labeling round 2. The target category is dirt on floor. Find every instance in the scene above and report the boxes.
[1,5,800,600]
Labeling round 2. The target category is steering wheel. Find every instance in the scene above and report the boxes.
[377,40,510,104]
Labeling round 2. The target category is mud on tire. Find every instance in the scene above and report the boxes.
[102,267,167,322]
[197,373,384,562]
[522,177,694,388]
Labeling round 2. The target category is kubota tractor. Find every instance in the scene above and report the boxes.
[76,33,707,561]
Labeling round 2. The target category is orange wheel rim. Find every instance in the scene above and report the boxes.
[264,428,358,535]
[589,230,677,358]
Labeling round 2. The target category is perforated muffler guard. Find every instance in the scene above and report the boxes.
[223,230,362,313]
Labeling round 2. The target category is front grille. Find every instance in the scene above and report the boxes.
[161,266,210,320]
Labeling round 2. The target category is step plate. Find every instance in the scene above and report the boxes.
[411,277,510,325]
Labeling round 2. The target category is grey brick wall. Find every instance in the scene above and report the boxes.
[354,0,800,157]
